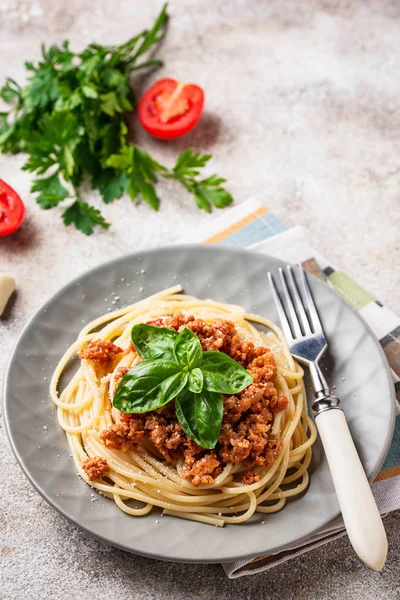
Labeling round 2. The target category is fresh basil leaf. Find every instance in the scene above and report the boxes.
[174,327,202,370]
[131,324,178,361]
[188,367,203,393]
[200,351,253,394]
[113,359,187,413]
[175,389,223,449]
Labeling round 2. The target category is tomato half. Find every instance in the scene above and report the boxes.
[138,78,205,140]
[0,179,25,236]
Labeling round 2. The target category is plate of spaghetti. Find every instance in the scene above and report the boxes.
[4,245,394,563]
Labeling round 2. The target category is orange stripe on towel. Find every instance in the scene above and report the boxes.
[374,465,400,482]
[204,206,268,244]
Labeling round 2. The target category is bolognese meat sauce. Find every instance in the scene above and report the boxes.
[82,456,110,481]
[95,315,288,486]
[78,339,123,370]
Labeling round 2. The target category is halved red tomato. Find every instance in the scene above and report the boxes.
[137,78,205,140]
[0,179,25,236]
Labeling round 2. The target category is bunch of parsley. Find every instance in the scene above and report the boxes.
[0,5,233,234]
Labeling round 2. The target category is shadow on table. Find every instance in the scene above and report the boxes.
[54,511,400,600]
[127,109,223,154]
[0,216,38,254]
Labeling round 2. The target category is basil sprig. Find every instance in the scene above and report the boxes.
[113,324,253,448]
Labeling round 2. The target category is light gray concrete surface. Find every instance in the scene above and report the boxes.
[0,0,399,598]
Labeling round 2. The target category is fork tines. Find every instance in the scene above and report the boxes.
[268,265,323,342]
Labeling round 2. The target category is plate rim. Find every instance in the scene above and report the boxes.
[3,244,396,563]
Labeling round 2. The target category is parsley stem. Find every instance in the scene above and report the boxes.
[129,59,164,71]
[72,183,80,200]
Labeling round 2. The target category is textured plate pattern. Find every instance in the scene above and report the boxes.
[3,245,395,563]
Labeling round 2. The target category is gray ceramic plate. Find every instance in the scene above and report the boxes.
[4,245,395,563]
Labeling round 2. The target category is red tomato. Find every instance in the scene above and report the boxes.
[0,179,25,236]
[138,78,205,140]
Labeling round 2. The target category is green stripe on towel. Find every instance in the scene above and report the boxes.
[327,271,376,311]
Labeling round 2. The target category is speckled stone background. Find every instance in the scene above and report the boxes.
[1,0,399,598]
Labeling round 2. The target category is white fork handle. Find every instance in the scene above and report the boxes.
[315,408,387,570]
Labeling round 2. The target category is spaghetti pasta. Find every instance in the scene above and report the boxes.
[50,286,316,526]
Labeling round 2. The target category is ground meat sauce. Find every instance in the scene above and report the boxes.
[242,471,261,485]
[81,456,110,481]
[78,339,123,370]
[101,412,146,452]
[100,315,288,486]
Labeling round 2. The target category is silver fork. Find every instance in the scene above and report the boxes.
[268,265,387,571]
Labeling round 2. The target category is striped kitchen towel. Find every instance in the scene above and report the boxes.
[180,197,400,578]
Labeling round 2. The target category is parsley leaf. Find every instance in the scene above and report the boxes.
[106,144,232,212]
[165,148,233,212]
[62,200,110,235]
[0,3,233,234]
[0,78,22,103]
[93,169,129,204]
[99,91,124,117]
[172,148,212,176]
[106,144,163,208]
[31,172,69,208]
[132,176,160,210]
[192,178,233,211]
[22,111,83,177]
